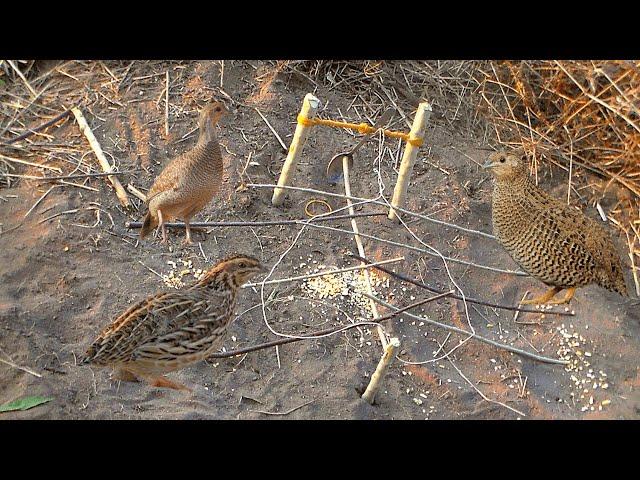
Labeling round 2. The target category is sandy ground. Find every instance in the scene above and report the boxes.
[1,60,639,420]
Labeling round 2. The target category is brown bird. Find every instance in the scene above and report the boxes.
[81,254,265,391]
[140,101,228,245]
[484,150,628,305]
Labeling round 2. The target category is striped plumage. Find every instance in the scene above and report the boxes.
[140,101,227,245]
[81,255,265,391]
[485,151,628,305]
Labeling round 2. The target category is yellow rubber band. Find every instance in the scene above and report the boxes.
[297,115,423,147]
[304,198,333,217]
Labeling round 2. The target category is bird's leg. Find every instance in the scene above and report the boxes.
[157,209,168,244]
[112,367,140,383]
[147,375,192,392]
[519,286,562,305]
[182,217,193,246]
[545,287,576,305]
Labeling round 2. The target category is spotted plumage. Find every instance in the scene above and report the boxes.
[140,101,228,245]
[485,151,628,305]
[81,255,265,391]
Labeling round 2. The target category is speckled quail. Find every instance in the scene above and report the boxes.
[81,255,265,391]
[484,150,628,305]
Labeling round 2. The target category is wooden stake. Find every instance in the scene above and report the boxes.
[388,102,432,221]
[271,93,320,206]
[361,337,400,404]
[71,107,131,208]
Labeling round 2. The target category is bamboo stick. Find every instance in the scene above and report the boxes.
[342,155,388,349]
[71,107,131,208]
[361,337,401,404]
[388,102,432,221]
[271,93,320,206]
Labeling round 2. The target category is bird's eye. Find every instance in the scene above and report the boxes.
[499,157,506,163]
[239,262,246,268]
[215,106,222,112]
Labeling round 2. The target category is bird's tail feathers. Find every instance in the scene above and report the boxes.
[139,211,157,239]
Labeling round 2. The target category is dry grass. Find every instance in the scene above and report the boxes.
[280,60,489,134]
[478,60,640,295]
[0,60,206,188]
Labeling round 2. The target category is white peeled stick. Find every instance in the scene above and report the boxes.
[361,337,401,405]
[388,102,432,221]
[72,107,130,208]
[271,93,320,206]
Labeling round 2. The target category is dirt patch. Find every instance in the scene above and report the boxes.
[1,60,638,420]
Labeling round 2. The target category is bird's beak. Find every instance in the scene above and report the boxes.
[482,160,494,169]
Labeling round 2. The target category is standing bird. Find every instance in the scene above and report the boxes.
[140,101,228,245]
[81,255,265,391]
[484,150,628,305]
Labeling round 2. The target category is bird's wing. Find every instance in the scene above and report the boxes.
[84,291,207,365]
[145,152,190,202]
[131,291,234,362]
[528,186,617,270]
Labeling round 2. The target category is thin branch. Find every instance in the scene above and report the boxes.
[254,108,288,152]
[247,183,497,240]
[125,212,387,229]
[437,337,526,418]
[3,109,72,145]
[250,399,315,416]
[348,253,574,316]
[2,171,131,182]
[208,292,453,358]
[7,60,38,97]
[0,349,42,378]
[365,293,567,365]
[299,221,526,276]
[243,256,404,288]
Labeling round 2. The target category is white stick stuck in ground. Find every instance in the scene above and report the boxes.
[71,107,131,208]
[361,337,401,404]
[388,102,432,221]
[271,93,320,206]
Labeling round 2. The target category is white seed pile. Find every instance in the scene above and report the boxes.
[298,256,390,318]
[162,259,205,289]
[555,323,611,413]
